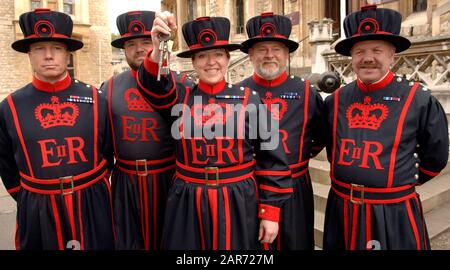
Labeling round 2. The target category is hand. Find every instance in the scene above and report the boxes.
[150,11,177,62]
[258,219,279,244]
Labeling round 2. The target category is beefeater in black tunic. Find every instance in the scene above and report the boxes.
[323,5,449,250]
[102,11,194,250]
[0,9,115,250]
[137,13,293,250]
[238,12,325,250]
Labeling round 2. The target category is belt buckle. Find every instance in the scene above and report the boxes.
[59,176,74,196]
[205,167,219,186]
[350,183,364,204]
[136,159,148,176]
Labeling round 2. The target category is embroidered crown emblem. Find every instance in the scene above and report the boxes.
[262,92,288,121]
[124,88,154,112]
[191,98,233,126]
[35,96,79,129]
[346,96,388,130]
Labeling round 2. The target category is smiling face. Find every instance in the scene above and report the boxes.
[192,49,230,85]
[124,37,153,70]
[351,40,396,84]
[28,41,70,83]
[249,41,289,80]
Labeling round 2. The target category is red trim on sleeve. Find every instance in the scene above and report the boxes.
[298,80,310,162]
[387,83,418,187]
[7,186,20,194]
[92,87,98,165]
[258,204,281,222]
[143,49,160,76]
[259,184,293,194]
[419,167,440,177]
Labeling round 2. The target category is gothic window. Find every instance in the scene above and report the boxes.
[413,0,427,12]
[188,0,197,21]
[236,0,244,34]
[30,0,42,10]
[63,0,74,15]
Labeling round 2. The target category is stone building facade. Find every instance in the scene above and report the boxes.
[0,0,113,101]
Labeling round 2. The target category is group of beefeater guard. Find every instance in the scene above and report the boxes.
[0,4,447,250]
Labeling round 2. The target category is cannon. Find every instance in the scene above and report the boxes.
[303,71,341,94]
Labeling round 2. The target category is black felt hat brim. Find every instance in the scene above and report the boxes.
[177,43,242,58]
[111,34,153,49]
[12,37,84,53]
[334,34,411,56]
[240,37,299,54]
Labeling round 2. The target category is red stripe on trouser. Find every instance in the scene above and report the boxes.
[143,176,150,250]
[153,174,158,250]
[104,178,117,244]
[343,199,349,249]
[222,186,231,250]
[406,200,421,250]
[196,187,205,250]
[50,195,64,250]
[15,222,20,250]
[77,191,85,250]
[64,195,77,243]
[208,189,218,250]
[350,204,359,250]
[414,196,428,250]
[365,204,372,250]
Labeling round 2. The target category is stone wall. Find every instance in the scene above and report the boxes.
[0,0,113,101]
[0,0,30,100]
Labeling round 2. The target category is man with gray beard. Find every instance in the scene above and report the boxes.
[238,12,325,250]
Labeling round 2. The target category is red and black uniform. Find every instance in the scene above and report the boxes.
[238,71,325,250]
[323,71,449,250]
[136,55,293,250]
[0,74,115,250]
[101,69,194,250]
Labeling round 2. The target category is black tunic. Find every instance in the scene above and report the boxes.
[0,74,115,250]
[238,71,325,250]
[136,55,293,250]
[323,71,448,250]
[101,69,194,250]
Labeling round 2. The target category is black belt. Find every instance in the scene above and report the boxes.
[115,156,175,176]
[331,178,417,204]
[289,160,309,178]
[175,160,255,186]
[20,160,108,196]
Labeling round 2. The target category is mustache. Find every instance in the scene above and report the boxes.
[358,64,379,68]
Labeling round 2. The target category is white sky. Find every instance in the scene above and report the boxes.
[108,0,161,34]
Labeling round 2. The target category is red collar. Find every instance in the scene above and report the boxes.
[130,69,137,78]
[198,79,226,95]
[32,73,72,93]
[253,71,288,88]
[356,71,394,93]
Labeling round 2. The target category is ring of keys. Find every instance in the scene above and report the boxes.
[157,33,173,81]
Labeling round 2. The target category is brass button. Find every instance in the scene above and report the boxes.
[260,209,266,214]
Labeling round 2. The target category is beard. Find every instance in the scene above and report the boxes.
[126,58,141,71]
[255,62,285,80]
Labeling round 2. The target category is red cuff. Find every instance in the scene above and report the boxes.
[258,204,280,222]
[7,186,20,194]
[143,49,167,76]
[419,167,440,177]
